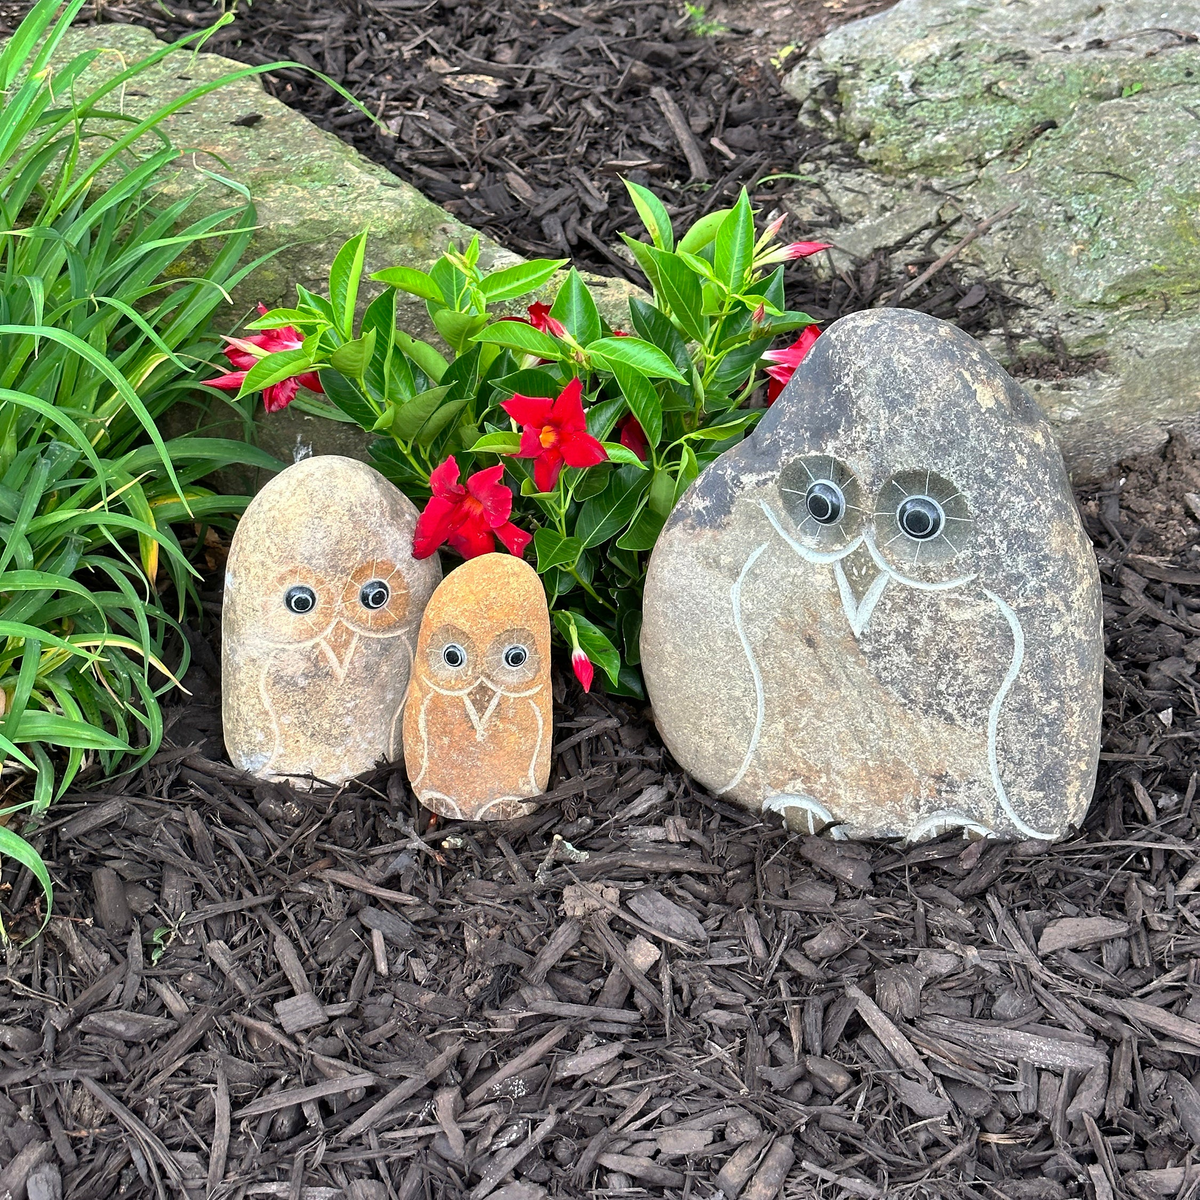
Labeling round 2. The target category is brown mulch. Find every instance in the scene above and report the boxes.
[1,433,1199,1199]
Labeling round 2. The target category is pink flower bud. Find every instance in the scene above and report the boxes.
[571,648,594,692]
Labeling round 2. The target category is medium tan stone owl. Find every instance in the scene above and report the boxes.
[222,455,440,787]
[403,554,551,821]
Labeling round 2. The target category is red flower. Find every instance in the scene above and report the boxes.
[763,325,822,404]
[412,456,531,560]
[205,305,323,414]
[618,414,648,461]
[782,241,832,259]
[571,647,594,692]
[502,376,608,493]
[498,301,567,339]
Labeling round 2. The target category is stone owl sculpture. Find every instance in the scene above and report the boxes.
[641,309,1103,842]
[223,455,440,787]
[403,554,552,821]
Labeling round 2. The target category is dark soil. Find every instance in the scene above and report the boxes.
[2,435,1200,1199]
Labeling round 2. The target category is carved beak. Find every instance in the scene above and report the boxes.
[319,620,359,680]
[464,680,501,738]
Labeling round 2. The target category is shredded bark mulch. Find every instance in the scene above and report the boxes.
[2,435,1200,1199]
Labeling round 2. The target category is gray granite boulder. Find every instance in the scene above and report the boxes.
[641,310,1103,842]
[782,0,1200,477]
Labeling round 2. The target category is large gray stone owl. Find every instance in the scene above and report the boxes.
[641,310,1103,842]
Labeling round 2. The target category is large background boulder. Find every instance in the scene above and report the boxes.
[58,25,637,478]
[783,0,1200,478]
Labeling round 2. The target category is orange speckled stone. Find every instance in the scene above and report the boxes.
[403,554,551,820]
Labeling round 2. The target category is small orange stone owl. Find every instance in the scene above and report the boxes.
[403,554,552,821]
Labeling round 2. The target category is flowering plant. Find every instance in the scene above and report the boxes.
[212,184,822,694]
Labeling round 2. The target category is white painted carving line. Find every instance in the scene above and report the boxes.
[718,541,769,796]
[525,696,544,792]
[833,560,891,638]
[906,809,995,844]
[863,529,977,592]
[759,499,861,564]
[984,589,1053,840]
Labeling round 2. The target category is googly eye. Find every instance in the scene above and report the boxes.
[285,585,317,614]
[359,579,390,610]
[442,643,466,669]
[897,495,944,541]
[805,480,845,526]
[503,645,528,669]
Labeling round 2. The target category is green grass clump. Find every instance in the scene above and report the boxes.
[0,0,300,933]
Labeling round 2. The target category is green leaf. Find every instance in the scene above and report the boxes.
[623,179,674,251]
[678,207,730,254]
[586,395,628,444]
[244,307,328,330]
[616,502,666,551]
[618,233,662,293]
[606,358,662,448]
[0,826,51,936]
[601,442,650,469]
[329,327,377,380]
[473,321,565,359]
[370,265,444,302]
[433,309,488,354]
[534,528,582,572]
[687,411,763,440]
[479,258,567,302]
[549,268,602,346]
[642,247,707,343]
[489,368,562,405]
[648,468,677,518]
[321,369,378,429]
[390,386,452,441]
[413,397,467,447]
[12,711,130,751]
[396,331,449,382]
[330,231,369,339]
[588,337,686,383]
[628,297,693,380]
[714,190,755,293]
[553,610,621,686]
[235,348,319,399]
[468,431,522,454]
[574,468,648,548]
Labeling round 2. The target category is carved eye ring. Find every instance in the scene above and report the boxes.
[359,579,390,610]
[503,645,528,669]
[442,643,467,669]
[285,585,317,614]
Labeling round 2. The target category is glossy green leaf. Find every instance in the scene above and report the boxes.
[329,327,377,380]
[235,348,316,399]
[616,503,666,551]
[641,246,706,343]
[479,258,567,302]
[433,309,488,354]
[371,265,445,302]
[606,358,662,448]
[574,468,648,548]
[468,431,522,454]
[601,442,650,469]
[714,190,755,293]
[550,268,602,346]
[534,528,582,572]
[473,321,564,359]
[623,178,674,251]
[588,337,686,383]
[329,230,368,338]
[390,386,453,441]
[321,369,378,429]
[0,826,52,936]
[678,207,730,254]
